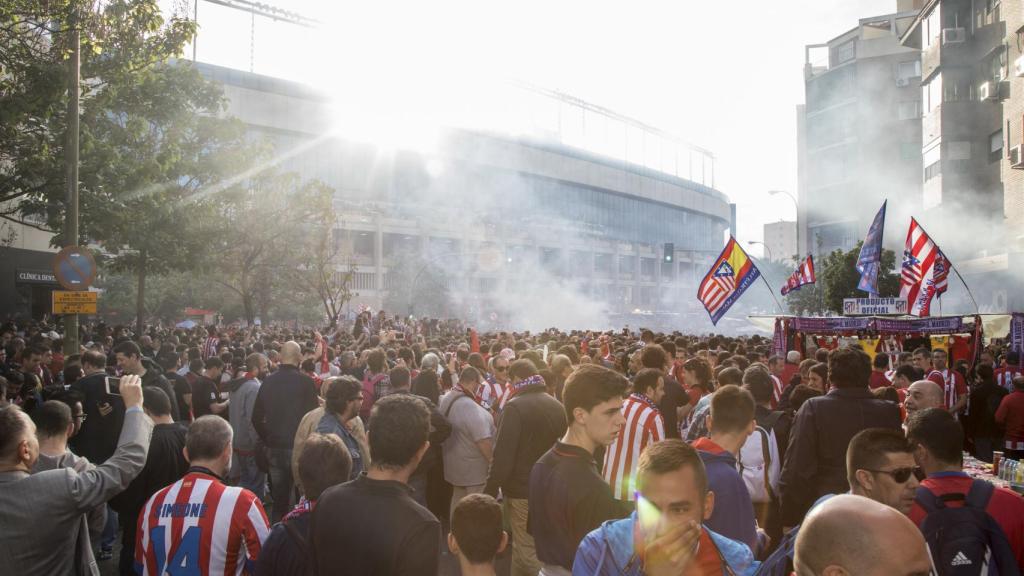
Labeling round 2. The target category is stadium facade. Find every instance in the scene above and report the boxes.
[197,62,734,322]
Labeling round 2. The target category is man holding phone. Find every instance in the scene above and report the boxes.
[573,440,759,576]
[71,349,124,466]
[0,374,152,574]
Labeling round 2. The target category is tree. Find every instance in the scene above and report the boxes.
[287,206,359,329]
[209,169,334,325]
[383,253,451,318]
[2,0,257,335]
[816,242,899,314]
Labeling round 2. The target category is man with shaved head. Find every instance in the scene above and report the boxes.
[252,340,319,522]
[794,494,932,576]
[904,380,944,418]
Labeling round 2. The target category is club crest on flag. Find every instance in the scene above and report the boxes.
[781,255,816,296]
[856,201,887,296]
[698,237,760,325]
[899,218,950,317]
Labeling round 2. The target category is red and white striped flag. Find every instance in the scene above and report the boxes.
[780,255,816,296]
[899,218,949,317]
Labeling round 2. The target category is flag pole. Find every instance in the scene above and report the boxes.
[915,218,980,315]
[747,254,785,314]
[949,264,980,314]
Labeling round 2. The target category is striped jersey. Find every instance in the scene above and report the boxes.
[202,337,220,360]
[996,366,1022,392]
[927,369,967,411]
[769,375,784,409]
[477,374,506,410]
[602,394,666,501]
[135,470,270,576]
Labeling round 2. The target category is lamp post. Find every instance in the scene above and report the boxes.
[748,240,773,263]
[768,189,799,260]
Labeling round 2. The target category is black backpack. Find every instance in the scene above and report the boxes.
[916,480,1020,576]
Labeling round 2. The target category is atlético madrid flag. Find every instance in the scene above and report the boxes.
[698,237,761,325]
[781,255,816,296]
[900,218,950,317]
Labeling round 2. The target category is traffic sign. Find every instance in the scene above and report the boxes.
[53,246,97,291]
[53,291,98,315]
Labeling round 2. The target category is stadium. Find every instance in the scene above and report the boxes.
[198,62,734,327]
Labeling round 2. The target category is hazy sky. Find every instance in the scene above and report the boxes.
[167,0,899,254]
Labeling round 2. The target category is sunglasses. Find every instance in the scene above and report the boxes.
[494,365,509,372]
[862,466,921,483]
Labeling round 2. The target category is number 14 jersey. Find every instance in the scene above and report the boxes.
[135,470,270,575]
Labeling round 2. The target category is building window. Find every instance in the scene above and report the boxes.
[988,48,1007,83]
[922,73,942,114]
[990,130,1003,162]
[923,143,941,181]
[898,101,921,120]
[835,40,856,65]
[990,130,1003,154]
[923,7,941,48]
[897,60,922,81]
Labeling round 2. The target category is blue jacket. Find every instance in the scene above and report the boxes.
[698,445,758,552]
[572,512,759,576]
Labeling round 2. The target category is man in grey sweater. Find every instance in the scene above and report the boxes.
[0,374,152,576]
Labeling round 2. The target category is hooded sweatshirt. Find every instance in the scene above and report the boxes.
[693,437,758,552]
[572,512,758,576]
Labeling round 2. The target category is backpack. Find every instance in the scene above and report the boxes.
[915,480,1020,576]
[360,373,387,420]
[737,424,780,529]
[737,412,782,504]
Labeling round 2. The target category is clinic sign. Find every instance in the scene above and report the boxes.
[843,297,908,316]
[16,269,58,284]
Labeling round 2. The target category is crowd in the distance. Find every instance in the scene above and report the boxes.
[1,312,1023,575]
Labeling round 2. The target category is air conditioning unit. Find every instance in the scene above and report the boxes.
[896,77,911,87]
[1011,145,1024,169]
[942,28,966,44]
[1016,56,1024,78]
[979,81,999,101]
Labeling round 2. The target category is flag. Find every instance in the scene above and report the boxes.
[697,237,761,325]
[899,218,950,317]
[781,255,816,296]
[856,200,887,296]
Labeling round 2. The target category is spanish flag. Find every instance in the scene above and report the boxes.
[697,237,761,325]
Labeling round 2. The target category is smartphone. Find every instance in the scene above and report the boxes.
[104,376,121,396]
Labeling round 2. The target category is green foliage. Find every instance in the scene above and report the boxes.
[209,169,338,324]
[818,242,899,314]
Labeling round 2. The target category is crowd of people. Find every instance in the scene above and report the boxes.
[1,312,1024,575]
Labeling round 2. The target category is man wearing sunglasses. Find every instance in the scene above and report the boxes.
[478,356,510,410]
[758,428,923,575]
[847,428,920,515]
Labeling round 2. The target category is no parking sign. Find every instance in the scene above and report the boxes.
[52,246,97,291]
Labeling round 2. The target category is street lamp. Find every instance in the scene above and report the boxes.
[768,190,799,259]
[748,240,773,263]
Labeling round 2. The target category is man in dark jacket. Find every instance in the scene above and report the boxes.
[385,365,451,511]
[252,341,319,522]
[70,349,124,465]
[484,359,566,576]
[256,433,351,576]
[779,346,902,528]
[643,344,687,439]
[528,364,631,574]
[113,340,181,421]
[109,387,187,576]
[310,395,441,575]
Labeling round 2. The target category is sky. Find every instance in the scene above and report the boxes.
[163,0,900,256]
